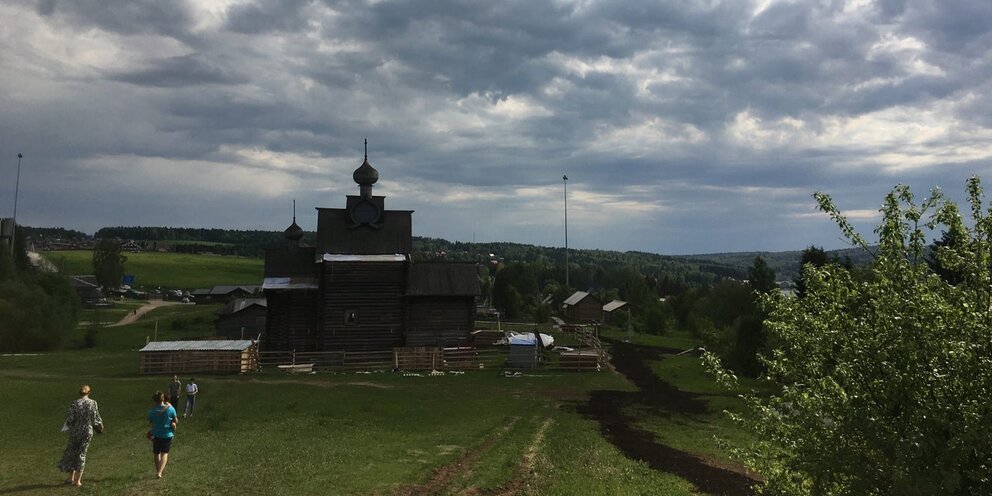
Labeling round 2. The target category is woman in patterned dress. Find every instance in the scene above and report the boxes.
[58,385,104,486]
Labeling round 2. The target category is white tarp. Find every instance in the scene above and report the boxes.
[322,254,406,262]
[507,332,554,348]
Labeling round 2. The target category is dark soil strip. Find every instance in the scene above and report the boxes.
[580,340,757,496]
[394,417,521,496]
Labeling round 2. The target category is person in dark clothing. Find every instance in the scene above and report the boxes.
[168,375,181,407]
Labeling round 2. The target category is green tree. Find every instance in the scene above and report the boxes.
[707,180,992,495]
[92,239,127,292]
[925,229,966,285]
[748,256,777,294]
[792,245,828,298]
[0,262,80,352]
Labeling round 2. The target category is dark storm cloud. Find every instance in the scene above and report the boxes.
[224,0,315,34]
[35,0,194,39]
[108,55,248,87]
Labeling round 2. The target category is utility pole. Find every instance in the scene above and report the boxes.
[563,174,569,289]
[11,153,23,256]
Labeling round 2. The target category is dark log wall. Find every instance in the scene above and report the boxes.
[567,297,602,323]
[264,290,319,351]
[319,261,405,351]
[317,208,413,254]
[216,307,267,340]
[405,296,475,347]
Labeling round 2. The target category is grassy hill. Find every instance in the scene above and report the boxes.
[43,251,263,290]
[0,303,759,495]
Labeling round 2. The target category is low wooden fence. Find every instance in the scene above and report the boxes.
[252,328,611,374]
[256,347,511,373]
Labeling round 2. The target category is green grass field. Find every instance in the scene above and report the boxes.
[42,251,263,290]
[1,306,755,495]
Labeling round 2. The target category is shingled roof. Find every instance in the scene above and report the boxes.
[406,263,480,296]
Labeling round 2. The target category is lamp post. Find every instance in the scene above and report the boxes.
[11,153,22,256]
[563,174,569,289]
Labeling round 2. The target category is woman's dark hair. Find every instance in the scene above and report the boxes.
[152,391,165,403]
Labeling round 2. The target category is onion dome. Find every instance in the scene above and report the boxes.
[353,138,379,186]
[284,219,304,241]
[353,157,379,186]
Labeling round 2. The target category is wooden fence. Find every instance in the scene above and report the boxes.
[256,347,509,373]
[248,324,611,374]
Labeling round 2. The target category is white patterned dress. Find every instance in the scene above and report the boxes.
[57,396,104,472]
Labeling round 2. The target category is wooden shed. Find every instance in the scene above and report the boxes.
[602,299,629,323]
[563,291,602,323]
[215,297,267,340]
[138,340,258,375]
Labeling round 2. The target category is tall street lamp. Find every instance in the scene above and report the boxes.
[563,174,568,289]
[11,153,22,256]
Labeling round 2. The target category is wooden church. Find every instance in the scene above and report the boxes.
[262,146,480,352]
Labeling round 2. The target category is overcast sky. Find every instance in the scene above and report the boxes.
[2,0,991,255]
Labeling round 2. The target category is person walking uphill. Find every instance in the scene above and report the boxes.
[183,378,198,418]
[58,384,105,487]
[149,391,178,479]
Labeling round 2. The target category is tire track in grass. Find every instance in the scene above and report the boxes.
[581,340,757,496]
[394,416,521,496]
[471,417,554,496]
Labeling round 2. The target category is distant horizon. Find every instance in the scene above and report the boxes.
[19,220,880,258]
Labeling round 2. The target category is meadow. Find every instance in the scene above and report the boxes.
[42,251,263,290]
[0,306,757,495]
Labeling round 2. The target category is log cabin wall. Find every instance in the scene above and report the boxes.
[319,261,406,351]
[264,290,318,351]
[567,296,603,323]
[405,296,475,347]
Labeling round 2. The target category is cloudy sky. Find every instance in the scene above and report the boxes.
[2,0,991,255]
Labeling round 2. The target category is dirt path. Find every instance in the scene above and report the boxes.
[108,300,183,327]
[474,417,554,496]
[394,417,522,496]
[580,340,757,496]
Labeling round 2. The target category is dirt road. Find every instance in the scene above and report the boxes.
[581,340,757,496]
[109,300,184,327]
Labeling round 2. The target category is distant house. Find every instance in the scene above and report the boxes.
[138,339,258,375]
[69,275,104,306]
[602,299,629,323]
[215,297,267,340]
[193,285,260,304]
[563,291,602,323]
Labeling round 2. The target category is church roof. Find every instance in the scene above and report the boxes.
[407,263,480,296]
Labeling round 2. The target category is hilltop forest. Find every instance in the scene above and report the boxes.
[24,224,871,375]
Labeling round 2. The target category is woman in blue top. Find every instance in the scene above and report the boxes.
[148,391,178,479]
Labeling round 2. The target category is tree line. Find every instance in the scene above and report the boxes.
[0,226,80,352]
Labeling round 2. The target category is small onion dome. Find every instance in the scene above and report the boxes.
[284,220,304,241]
[353,157,379,186]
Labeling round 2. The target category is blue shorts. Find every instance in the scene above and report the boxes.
[152,436,173,454]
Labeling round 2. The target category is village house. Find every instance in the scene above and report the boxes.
[215,297,267,340]
[563,290,603,323]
